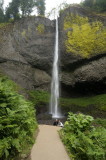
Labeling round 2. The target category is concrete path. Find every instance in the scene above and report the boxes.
[31,125,70,160]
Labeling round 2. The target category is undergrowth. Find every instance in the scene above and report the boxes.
[60,94,106,111]
[0,77,38,160]
[29,90,106,112]
[59,112,106,160]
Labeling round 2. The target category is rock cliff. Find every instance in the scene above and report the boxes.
[0,6,106,97]
[59,6,106,96]
[0,16,55,90]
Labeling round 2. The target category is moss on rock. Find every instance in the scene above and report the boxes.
[64,13,106,58]
[36,24,45,34]
[29,90,106,118]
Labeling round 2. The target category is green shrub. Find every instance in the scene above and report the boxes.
[0,77,37,160]
[60,112,106,160]
[64,112,94,133]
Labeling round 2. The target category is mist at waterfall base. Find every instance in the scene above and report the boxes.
[49,18,63,119]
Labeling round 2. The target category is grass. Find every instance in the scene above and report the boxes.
[29,91,106,115]
[60,94,106,111]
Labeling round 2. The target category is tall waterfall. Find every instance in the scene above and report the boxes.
[50,18,62,118]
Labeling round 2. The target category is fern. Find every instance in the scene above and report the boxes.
[60,112,106,160]
[0,77,38,159]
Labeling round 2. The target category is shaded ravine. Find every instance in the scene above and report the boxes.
[31,125,70,160]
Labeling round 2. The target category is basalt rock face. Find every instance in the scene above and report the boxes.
[58,6,106,96]
[0,7,106,96]
[0,17,55,90]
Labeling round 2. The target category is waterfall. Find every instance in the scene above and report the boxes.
[50,17,62,118]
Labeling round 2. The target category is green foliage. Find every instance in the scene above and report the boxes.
[29,90,106,116]
[36,0,45,16]
[0,77,37,160]
[64,112,94,133]
[0,23,10,29]
[0,0,5,23]
[29,90,50,105]
[60,94,106,111]
[36,24,45,33]
[20,0,36,17]
[60,112,106,160]
[81,0,106,12]
[5,0,45,21]
[29,90,50,114]
[21,29,27,38]
[0,9,4,23]
[64,14,106,57]
[5,0,20,21]
[93,118,106,128]
[64,14,88,30]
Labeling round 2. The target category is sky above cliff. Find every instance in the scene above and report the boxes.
[4,0,82,16]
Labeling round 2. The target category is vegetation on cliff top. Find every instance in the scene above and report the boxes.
[0,76,37,160]
[64,14,106,58]
[0,0,46,23]
[81,0,106,13]
[59,112,106,160]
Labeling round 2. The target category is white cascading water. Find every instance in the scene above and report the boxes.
[50,17,62,118]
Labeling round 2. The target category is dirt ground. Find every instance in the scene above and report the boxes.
[31,125,70,160]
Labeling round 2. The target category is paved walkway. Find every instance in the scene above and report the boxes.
[31,125,70,160]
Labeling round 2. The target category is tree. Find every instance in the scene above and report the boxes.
[5,0,20,21]
[5,0,38,20]
[0,0,4,22]
[20,0,37,17]
[5,0,46,22]
[36,0,45,16]
[82,0,106,12]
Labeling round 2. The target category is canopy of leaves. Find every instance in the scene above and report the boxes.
[0,0,5,22]
[0,77,37,160]
[20,0,36,17]
[5,0,20,21]
[36,0,45,16]
[4,0,45,22]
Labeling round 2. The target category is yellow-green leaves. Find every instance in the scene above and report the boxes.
[64,14,106,58]
[64,13,88,30]
[37,24,45,34]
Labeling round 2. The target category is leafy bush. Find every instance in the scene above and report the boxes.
[60,112,106,160]
[0,77,37,160]
[64,112,94,133]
